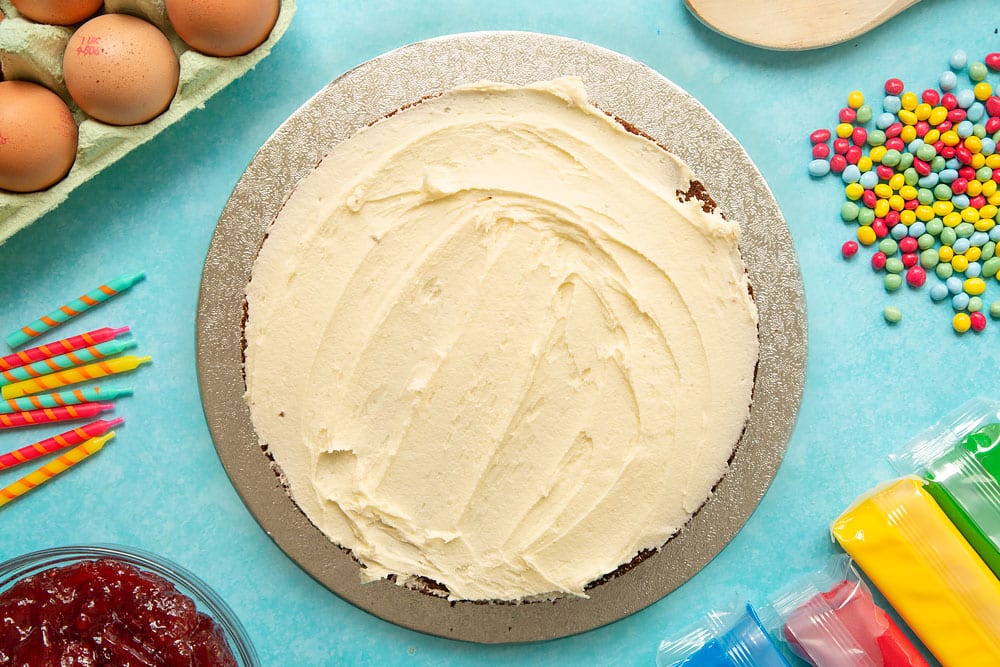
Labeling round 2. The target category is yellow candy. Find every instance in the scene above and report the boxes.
[990,193,1000,207]
[874,199,890,218]
[983,180,997,197]
[848,90,864,109]
[900,125,917,143]
[836,123,854,138]
[899,209,916,225]
[967,180,983,197]
[923,129,941,144]
[954,312,972,333]
[939,246,955,262]
[845,183,864,200]
[943,212,962,227]
[900,91,918,110]
[889,194,905,211]
[875,183,893,199]
[929,106,948,125]
[952,255,970,272]
[870,145,887,163]
[987,154,1000,169]
[975,218,996,232]
[941,130,961,146]
[966,247,982,262]
[914,102,932,121]
[857,225,876,245]
[898,109,918,126]
[975,81,993,101]
[965,136,983,153]
[915,205,935,222]
[971,153,986,169]
[888,173,905,191]
[965,277,987,295]
[857,156,873,173]
[962,206,980,223]
[980,204,997,219]
[932,200,954,216]
[899,185,917,201]
[831,478,1000,664]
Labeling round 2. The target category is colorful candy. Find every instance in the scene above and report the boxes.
[0,356,151,400]
[810,52,1000,334]
[5,273,145,349]
[0,418,122,470]
[0,432,114,508]
[0,403,113,430]
[0,326,129,371]
[0,386,132,415]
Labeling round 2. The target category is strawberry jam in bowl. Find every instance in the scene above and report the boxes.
[0,545,257,666]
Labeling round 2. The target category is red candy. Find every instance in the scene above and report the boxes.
[987,117,1000,134]
[970,194,986,209]
[842,240,859,258]
[941,146,957,159]
[830,155,847,173]
[863,190,878,208]
[885,210,900,226]
[971,311,987,332]
[956,146,973,165]
[915,121,930,137]
[904,198,919,210]
[840,107,857,123]
[872,218,888,238]
[986,96,1000,117]
[846,146,862,164]
[948,108,967,123]
[871,251,887,270]
[994,168,1000,184]
[813,143,831,159]
[959,166,977,180]
[852,126,868,146]
[986,53,1000,71]
[937,120,953,132]
[885,137,906,151]
[922,89,940,105]
[952,178,969,195]
[932,140,945,153]
[899,237,918,254]
[906,265,926,287]
[811,128,832,144]
[901,252,918,268]
[885,78,904,95]
[876,165,895,180]
[913,158,931,176]
[834,137,850,154]
[885,122,903,138]
[942,93,958,110]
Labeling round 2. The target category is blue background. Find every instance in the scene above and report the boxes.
[1,1,996,664]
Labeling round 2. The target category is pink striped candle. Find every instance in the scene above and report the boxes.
[0,327,129,371]
[0,418,123,470]
[0,403,113,430]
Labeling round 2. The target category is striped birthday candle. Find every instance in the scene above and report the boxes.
[0,403,113,429]
[0,432,114,507]
[0,386,132,414]
[0,418,122,470]
[1,356,151,399]
[5,272,145,349]
[0,339,137,385]
[0,326,129,371]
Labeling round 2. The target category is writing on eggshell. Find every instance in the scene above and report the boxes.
[9,0,103,26]
[166,0,280,57]
[0,81,78,193]
[63,14,180,126]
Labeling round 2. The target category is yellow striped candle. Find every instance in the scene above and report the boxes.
[1,356,151,399]
[0,432,114,507]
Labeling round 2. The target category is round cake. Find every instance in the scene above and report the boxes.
[243,78,759,602]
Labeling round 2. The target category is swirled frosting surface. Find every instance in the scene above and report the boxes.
[244,78,759,601]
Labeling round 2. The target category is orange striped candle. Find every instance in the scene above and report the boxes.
[0,418,122,470]
[0,326,130,371]
[0,386,132,415]
[5,272,145,349]
[1,356,151,399]
[0,403,113,430]
[0,432,114,507]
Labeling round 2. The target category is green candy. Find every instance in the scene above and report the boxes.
[917,144,937,161]
[937,263,955,279]
[969,296,984,312]
[983,241,996,261]
[903,168,919,186]
[977,166,994,182]
[956,222,975,238]
[917,188,935,205]
[879,238,899,256]
[991,301,1000,319]
[941,227,958,246]
[842,201,860,221]
[885,257,904,274]
[868,130,886,147]
[970,62,988,81]
[918,233,936,250]
[926,217,944,235]
[885,274,903,291]
[974,124,987,139]
[898,152,915,170]
[858,208,876,225]
[882,150,902,167]
[856,104,873,124]
[934,184,953,200]
[931,156,947,172]
[920,248,940,268]
[883,305,902,323]
[983,256,1000,278]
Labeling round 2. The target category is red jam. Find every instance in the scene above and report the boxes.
[0,558,238,666]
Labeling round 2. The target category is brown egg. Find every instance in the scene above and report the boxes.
[166,0,280,57]
[0,80,78,193]
[10,0,103,26]
[63,14,180,126]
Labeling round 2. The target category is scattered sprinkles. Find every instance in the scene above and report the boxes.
[810,51,1000,334]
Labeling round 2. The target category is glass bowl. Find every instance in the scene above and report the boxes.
[0,544,259,666]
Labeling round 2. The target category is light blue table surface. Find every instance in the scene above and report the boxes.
[1,1,995,664]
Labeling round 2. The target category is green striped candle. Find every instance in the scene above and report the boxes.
[0,339,137,385]
[0,386,133,415]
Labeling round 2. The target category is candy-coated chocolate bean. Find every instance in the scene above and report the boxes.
[885,78,904,95]
[970,311,987,331]
[953,312,972,332]
[883,306,902,323]
[841,240,859,258]
[906,265,926,287]
[871,251,887,271]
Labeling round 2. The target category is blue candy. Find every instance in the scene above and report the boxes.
[859,171,879,189]
[971,231,990,247]
[967,262,983,278]
[968,102,985,122]
[876,112,896,130]
[953,237,971,254]
[957,89,976,108]
[909,221,927,237]
[939,168,959,184]
[891,224,908,241]
[990,226,1000,242]
[908,138,925,153]
[982,138,997,155]
[957,120,975,138]
[947,276,964,294]
[946,158,961,170]
[884,95,902,113]
[953,292,971,310]
[940,71,958,91]
[841,165,861,183]
[953,194,971,209]
[950,49,968,70]
[808,159,831,178]
[918,173,940,188]
[930,283,950,301]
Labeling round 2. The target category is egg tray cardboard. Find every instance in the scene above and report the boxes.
[0,0,296,245]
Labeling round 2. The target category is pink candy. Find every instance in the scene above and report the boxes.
[842,241,859,258]
[906,265,926,287]
[810,128,831,143]
[813,143,831,159]
[871,252,887,270]
[885,78,904,95]
[971,311,987,332]
[852,127,867,146]
[899,237,918,254]
[840,107,857,123]
[986,53,1000,71]
[922,89,940,105]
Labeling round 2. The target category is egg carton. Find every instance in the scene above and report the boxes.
[0,0,295,244]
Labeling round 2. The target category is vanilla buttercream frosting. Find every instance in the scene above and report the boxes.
[244,78,759,601]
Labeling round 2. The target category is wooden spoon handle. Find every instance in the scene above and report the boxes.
[685,0,922,51]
